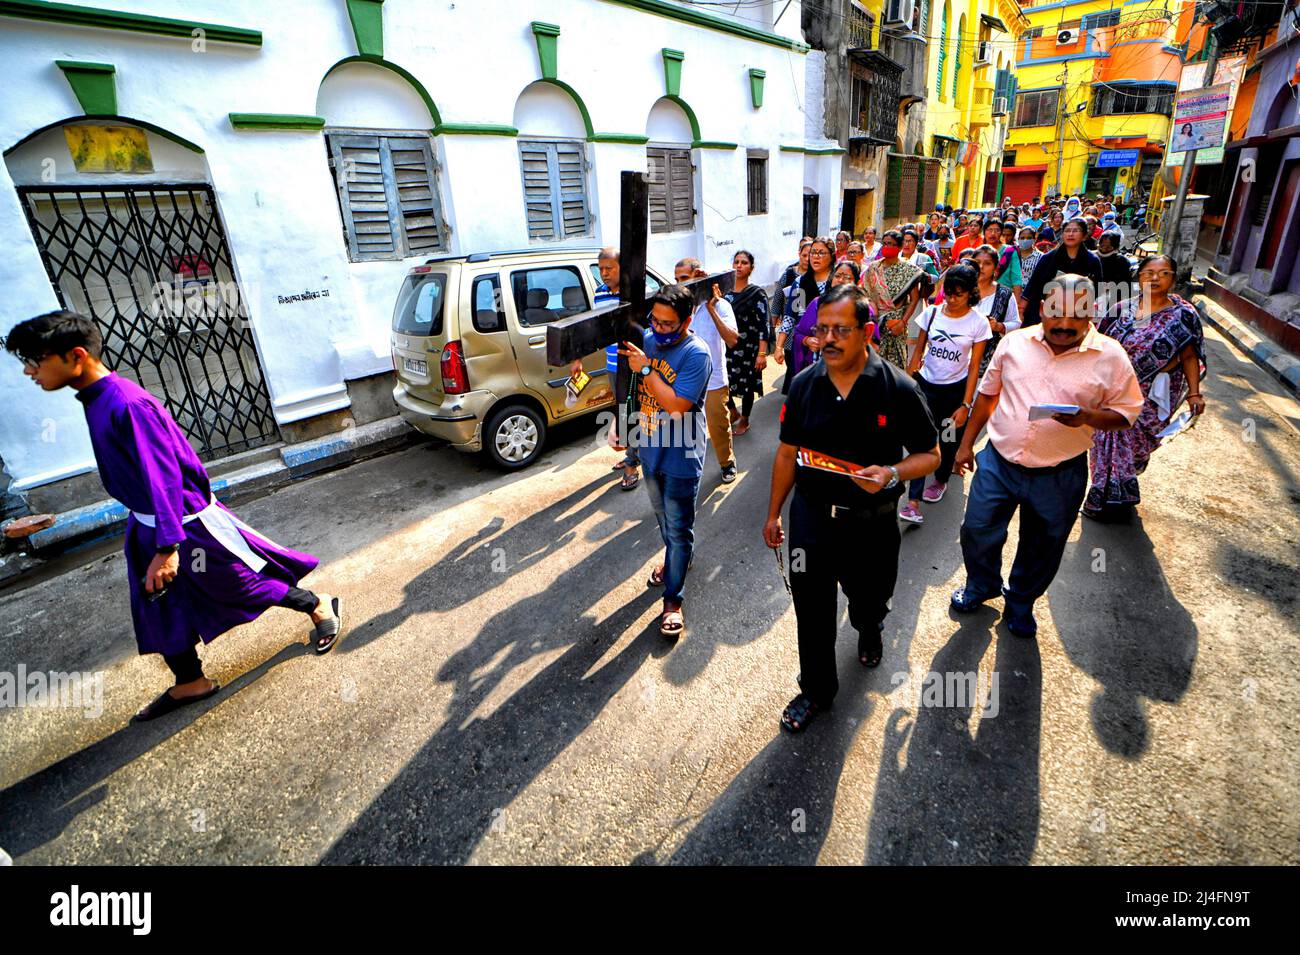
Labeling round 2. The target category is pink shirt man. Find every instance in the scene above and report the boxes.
[979,324,1143,468]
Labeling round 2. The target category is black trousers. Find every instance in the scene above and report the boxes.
[788,491,902,706]
[163,587,318,682]
[909,376,968,498]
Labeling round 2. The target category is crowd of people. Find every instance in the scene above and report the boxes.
[4,191,1206,734]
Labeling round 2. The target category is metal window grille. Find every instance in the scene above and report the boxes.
[1012,89,1059,127]
[747,157,768,215]
[18,185,277,459]
[326,132,447,262]
[847,3,874,49]
[518,139,592,241]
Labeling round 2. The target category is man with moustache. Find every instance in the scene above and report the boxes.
[950,275,1142,638]
[762,284,940,733]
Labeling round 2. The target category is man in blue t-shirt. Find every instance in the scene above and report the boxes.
[618,283,711,640]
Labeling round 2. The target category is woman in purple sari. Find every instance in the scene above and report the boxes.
[790,260,861,377]
[1084,255,1207,521]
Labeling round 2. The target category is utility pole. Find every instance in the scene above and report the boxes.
[1054,61,1068,196]
[1167,7,1220,273]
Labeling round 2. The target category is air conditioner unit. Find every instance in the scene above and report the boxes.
[977,41,992,63]
[1056,28,1077,45]
[994,96,1009,114]
[884,0,915,26]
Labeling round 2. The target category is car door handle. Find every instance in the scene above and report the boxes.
[527,335,545,345]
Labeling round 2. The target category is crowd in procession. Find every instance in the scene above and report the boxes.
[3,190,1207,734]
[588,190,1207,732]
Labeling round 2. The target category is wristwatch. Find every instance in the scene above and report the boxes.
[638,364,652,377]
[884,465,900,490]
[156,543,179,555]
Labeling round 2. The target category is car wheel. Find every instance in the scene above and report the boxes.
[484,403,546,470]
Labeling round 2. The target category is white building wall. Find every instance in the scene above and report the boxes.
[0,0,824,493]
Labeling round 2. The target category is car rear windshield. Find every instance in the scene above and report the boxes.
[393,272,447,337]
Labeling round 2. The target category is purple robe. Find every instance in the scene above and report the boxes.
[790,297,821,377]
[77,373,318,656]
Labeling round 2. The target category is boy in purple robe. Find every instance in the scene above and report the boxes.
[6,311,343,721]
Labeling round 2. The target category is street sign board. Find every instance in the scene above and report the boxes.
[1170,83,1232,152]
[1097,149,1140,168]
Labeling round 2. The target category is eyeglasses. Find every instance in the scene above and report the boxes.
[649,317,683,333]
[1140,270,1176,279]
[810,249,831,257]
[811,324,860,340]
[21,354,50,372]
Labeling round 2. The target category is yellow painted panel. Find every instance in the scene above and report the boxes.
[63,125,153,173]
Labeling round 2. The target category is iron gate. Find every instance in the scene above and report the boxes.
[18,184,278,459]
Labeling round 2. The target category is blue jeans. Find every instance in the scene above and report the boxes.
[642,470,701,607]
[959,445,1088,611]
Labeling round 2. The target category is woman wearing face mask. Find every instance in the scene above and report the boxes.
[970,245,1021,378]
[789,260,861,377]
[899,230,940,281]
[928,225,956,272]
[862,230,924,368]
[773,238,812,364]
[724,250,770,436]
[779,237,835,394]
[834,230,851,263]
[899,263,991,525]
[1084,254,1207,522]
[1095,230,1133,315]
[981,218,1024,303]
[1015,226,1043,283]
[1021,217,1104,327]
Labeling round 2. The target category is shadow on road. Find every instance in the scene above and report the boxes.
[1056,514,1196,758]
[0,643,304,858]
[866,619,1042,864]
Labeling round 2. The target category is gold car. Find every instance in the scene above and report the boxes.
[391,248,666,469]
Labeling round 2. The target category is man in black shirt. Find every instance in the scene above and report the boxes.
[763,284,940,733]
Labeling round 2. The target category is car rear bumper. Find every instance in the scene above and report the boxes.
[393,381,497,452]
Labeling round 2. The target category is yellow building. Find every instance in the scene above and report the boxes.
[1003,0,1190,203]
[920,0,1026,210]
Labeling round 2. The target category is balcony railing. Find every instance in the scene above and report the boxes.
[1114,16,1175,45]
[880,26,927,105]
[846,53,904,146]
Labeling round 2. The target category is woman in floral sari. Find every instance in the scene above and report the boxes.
[862,229,923,368]
[1084,254,1207,521]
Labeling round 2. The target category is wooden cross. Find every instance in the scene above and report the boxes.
[547,170,649,404]
[546,170,732,402]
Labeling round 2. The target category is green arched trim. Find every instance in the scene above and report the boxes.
[519,78,594,139]
[320,55,442,127]
[3,114,205,156]
[661,95,702,143]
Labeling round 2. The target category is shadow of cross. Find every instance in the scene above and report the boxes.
[546,170,732,402]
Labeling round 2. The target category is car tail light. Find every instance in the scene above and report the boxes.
[441,340,469,394]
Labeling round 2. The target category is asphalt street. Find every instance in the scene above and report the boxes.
[1,322,1297,865]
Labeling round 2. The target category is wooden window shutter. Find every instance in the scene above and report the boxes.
[519,140,557,240]
[647,146,670,234]
[554,141,590,239]
[668,149,694,232]
[386,136,446,255]
[328,133,397,261]
[519,139,591,241]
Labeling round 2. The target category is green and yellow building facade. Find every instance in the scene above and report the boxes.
[1002,0,1192,204]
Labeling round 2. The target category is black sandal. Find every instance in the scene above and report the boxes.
[780,694,822,733]
[313,596,344,655]
[858,628,883,668]
[620,468,640,491]
[131,682,220,723]
[647,565,665,588]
